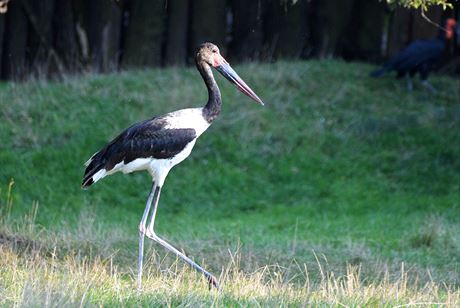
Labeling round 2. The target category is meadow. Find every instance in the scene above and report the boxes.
[0,60,459,306]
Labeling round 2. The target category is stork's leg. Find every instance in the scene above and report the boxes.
[405,74,413,91]
[145,185,219,289]
[421,80,437,94]
[137,181,157,290]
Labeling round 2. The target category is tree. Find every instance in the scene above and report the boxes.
[385,0,454,10]
[164,0,190,66]
[122,0,166,68]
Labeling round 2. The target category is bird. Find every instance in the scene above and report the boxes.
[370,18,458,92]
[81,43,264,290]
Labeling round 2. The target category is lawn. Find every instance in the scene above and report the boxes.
[0,60,459,306]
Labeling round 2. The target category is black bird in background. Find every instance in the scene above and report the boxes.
[370,18,459,92]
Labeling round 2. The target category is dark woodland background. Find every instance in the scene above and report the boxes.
[0,0,459,80]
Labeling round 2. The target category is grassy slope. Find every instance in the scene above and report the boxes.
[0,60,459,306]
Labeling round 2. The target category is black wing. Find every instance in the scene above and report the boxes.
[371,39,444,78]
[384,40,444,73]
[82,116,196,187]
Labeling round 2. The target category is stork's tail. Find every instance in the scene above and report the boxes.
[82,156,106,188]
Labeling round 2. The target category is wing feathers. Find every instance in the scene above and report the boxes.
[82,116,197,187]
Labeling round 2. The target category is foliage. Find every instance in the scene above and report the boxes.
[386,0,454,10]
[0,60,459,305]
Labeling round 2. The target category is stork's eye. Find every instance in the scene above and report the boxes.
[212,49,218,53]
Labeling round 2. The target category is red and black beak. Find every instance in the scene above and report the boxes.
[215,57,264,106]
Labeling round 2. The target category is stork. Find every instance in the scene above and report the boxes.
[82,43,264,290]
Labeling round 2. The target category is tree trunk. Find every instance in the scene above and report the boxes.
[263,0,309,60]
[228,0,263,62]
[308,0,355,58]
[190,0,226,61]
[74,0,121,72]
[387,7,412,57]
[342,0,386,61]
[1,0,28,80]
[0,12,4,73]
[122,0,166,68]
[53,0,80,71]
[21,0,56,77]
[164,0,189,66]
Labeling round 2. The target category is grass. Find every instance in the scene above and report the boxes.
[0,59,459,306]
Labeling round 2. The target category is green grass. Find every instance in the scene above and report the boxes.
[0,60,459,306]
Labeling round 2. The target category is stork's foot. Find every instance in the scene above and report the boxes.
[207,275,220,290]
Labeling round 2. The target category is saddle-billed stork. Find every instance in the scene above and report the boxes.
[82,43,264,289]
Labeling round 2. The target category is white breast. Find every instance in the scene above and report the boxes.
[164,108,210,136]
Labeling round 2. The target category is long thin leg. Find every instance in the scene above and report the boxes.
[137,181,157,290]
[421,80,437,94]
[405,74,413,91]
[145,185,219,289]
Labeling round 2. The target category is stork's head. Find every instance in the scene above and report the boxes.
[196,43,264,106]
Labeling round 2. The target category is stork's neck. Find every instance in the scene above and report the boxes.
[197,60,221,123]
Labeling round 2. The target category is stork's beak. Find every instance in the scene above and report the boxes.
[215,56,264,106]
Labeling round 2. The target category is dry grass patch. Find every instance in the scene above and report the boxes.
[0,225,458,307]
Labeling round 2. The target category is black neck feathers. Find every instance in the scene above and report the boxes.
[196,60,221,123]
